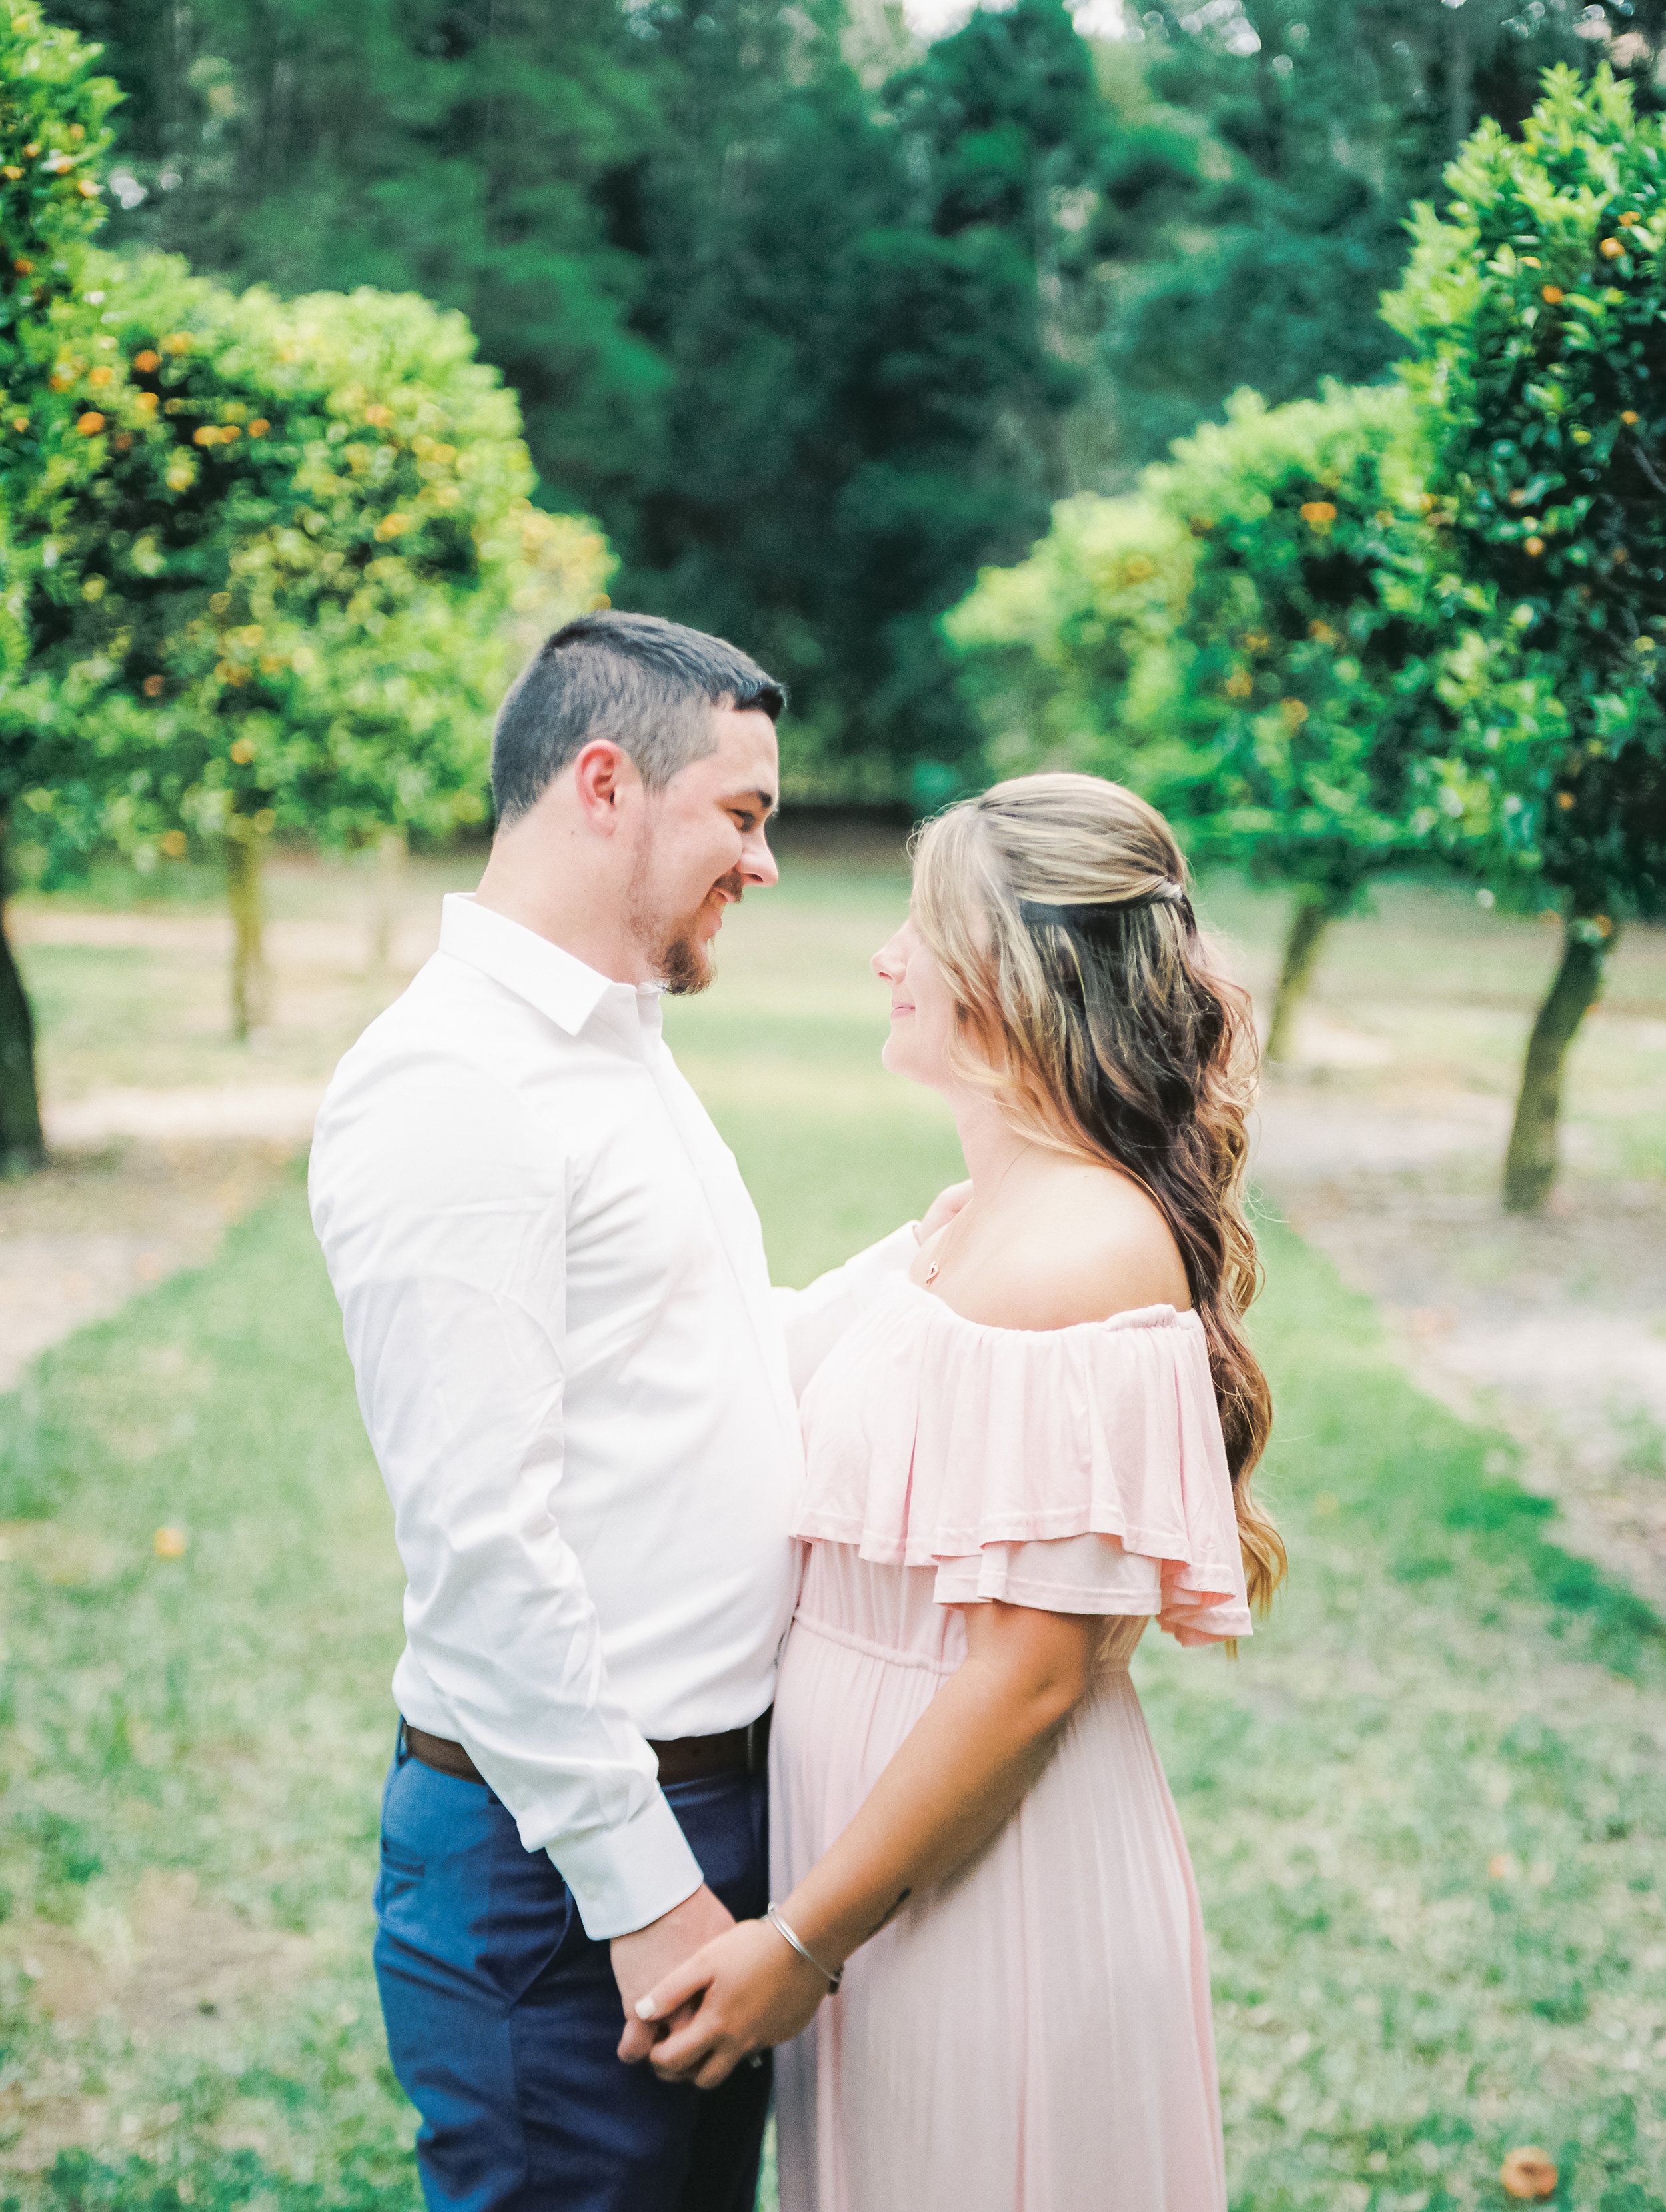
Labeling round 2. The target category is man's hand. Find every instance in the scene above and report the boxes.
[612,1884,735,2063]
[918,1180,972,1243]
[638,1915,830,2090]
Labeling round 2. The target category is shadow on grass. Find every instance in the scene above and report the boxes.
[1251,1212,1663,1676]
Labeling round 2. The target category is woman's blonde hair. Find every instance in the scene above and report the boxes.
[912,772,1285,1614]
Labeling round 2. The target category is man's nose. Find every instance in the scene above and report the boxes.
[742,828,779,888]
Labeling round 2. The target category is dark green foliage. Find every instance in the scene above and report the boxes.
[44,0,667,519]
[950,382,1501,906]
[0,3,120,1167]
[614,0,1089,789]
[1387,64,1666,926]
[0,1,119,522]
[53,0,1104,795]
[3,251,608,874]
[1132,387,1452,897]
[1099,0,1592,470]
[1385,64,1666,1204]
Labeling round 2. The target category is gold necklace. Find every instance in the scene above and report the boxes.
[924,1198,976,1285]
[924,1154,1027,1285]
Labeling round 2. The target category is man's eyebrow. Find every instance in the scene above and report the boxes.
[726,787,778,819]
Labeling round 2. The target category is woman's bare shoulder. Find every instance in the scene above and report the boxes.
[962,1163,1191,1332]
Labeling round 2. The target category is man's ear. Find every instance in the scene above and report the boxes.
[571,739,638,832]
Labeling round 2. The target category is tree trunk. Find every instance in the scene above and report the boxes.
[367,828,407,976]
[1265,886,1342,1065]
[0,809,45,1176]
[1501,910,1615,1214]
[226,831,271,1042]
[1446,0,1473,160]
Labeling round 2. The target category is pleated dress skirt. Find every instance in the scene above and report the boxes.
[769,1542,1229,2212]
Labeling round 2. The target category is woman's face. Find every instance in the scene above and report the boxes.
[872,914,960,1090]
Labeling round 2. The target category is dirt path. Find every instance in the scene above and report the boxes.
[2,863,442,1391]
[0,1137,302,1393]
[1255,1011,1666,1614]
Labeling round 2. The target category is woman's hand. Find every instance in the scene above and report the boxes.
[634,1916,831,2090]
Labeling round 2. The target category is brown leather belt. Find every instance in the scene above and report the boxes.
[402,1709,772,1791]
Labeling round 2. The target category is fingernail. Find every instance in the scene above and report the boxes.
[635,1997,656,2020]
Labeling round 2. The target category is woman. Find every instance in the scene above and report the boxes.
[634,773,1285,2211]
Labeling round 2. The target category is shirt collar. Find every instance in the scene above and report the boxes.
[438,894,662,1038]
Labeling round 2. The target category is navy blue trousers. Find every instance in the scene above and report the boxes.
[373,1727,772,2212]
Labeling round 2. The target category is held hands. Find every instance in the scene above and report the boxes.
[633,1915,832,2090]
[918,1180,972,1244]
[611,1884,735,2063]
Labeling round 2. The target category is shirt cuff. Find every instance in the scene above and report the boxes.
[549,1787,705,1940]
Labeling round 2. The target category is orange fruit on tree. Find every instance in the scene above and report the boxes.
[1541,284,1564,303]
[1499,2145,1557,2199]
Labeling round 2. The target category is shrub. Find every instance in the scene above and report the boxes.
[1385,63,1666,1208]
[3,252,612,1032]
[952,381,1492,1057]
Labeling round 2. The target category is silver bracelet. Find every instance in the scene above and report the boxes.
[766,1901,843,1992]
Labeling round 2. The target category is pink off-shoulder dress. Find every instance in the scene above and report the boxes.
[770,1275,1250,2212]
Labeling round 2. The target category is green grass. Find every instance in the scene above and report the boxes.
[1,864,1663,2210]
[0,1182,412,2209]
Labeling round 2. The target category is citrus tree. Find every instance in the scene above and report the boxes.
[0,0,117,1170]
[952,383,1503,1059]
[1385,64,1666,1210]
[4,249,612,1042]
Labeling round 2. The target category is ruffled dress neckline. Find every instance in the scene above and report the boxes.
[794,1270,1250,1646]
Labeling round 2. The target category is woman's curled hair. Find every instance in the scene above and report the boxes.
[911,772,1285,1615]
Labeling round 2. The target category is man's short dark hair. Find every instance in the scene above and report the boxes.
[491,610,787,827]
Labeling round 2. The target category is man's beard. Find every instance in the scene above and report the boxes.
[631,870,746,996]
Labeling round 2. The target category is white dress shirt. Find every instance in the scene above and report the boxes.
[309,894,914,1939]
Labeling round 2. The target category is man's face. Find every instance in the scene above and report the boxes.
[629,705,780,993]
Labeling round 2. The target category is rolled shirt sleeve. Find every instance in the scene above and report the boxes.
[315,1068,702,1939]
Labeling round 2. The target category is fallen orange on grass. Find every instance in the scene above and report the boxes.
[1499,2146,1557,2199]
[153,1526,188,1560]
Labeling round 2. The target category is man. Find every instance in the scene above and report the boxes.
[310,612,952,2212]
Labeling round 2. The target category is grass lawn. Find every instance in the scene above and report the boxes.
[1,862,1663,2210]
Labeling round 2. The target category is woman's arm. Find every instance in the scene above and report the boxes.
[632,1598,1100,2089]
